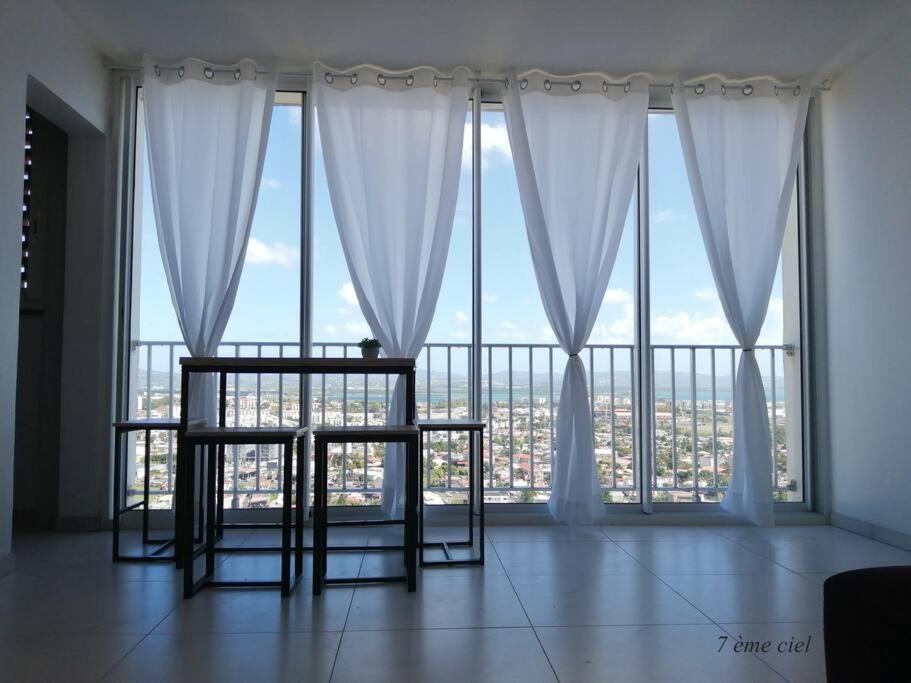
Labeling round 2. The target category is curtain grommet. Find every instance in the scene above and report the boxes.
[721,84,727,96]
[793,86,801,96]
[624,81,631,93]
[234,69,242,81]
[324,72,335,84]
[154,64,161,77]
[177,66,185,78]
[602,81,608,93]
[742,84,753,96]
[571,80,582,92]
[377,74,387,86]
[350,73,358,85]
[543,79,552,91]
[432,75,438,87]
[520,78,528,90]
[405,74,414,86]
[694,83,706,95]
[203,67,214,79]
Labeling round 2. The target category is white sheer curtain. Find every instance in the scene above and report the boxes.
[504,71,649,525]
[313,63,470,518]
[142,57,275,425]
[672,77,809,525]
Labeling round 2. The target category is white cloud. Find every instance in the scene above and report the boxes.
[604,288,632,305]
[757,297,785,344]
[454,310,469,324]
[245,238,298,268]
[497,320,526,340]
[537,325,557,342]
[323,323,339,336]
[337,281,358,306]
[462,121,513,170]
[287,107,302,128]
[260,177,281,190]
[481,292,498,304]
[694,287,719,302]
[651,312,735,345]
[653,209,674,224]
[343,321,370,336]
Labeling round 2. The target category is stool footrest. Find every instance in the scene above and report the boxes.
[324,575,407,585]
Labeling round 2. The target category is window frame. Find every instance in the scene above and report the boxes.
[112,77,818,516]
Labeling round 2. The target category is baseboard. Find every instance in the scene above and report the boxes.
[831,511,911,552]
[0,552,15,577]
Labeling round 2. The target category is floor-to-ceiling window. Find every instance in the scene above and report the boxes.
[122,84,807,512]
[647,111,803,503]
[310,107,473,506]
[128,90,303,509]
[479,103,639,504]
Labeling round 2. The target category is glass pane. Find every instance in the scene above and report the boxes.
[647,111,802,503]
[130,90,303,509]
[312,104,473,505]
[480,103,639,504]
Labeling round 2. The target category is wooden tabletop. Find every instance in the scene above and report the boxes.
[312,425,419,439]
[416,418,485,430]
[179,356,415,374]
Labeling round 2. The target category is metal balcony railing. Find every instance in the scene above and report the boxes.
[127,340,794,507]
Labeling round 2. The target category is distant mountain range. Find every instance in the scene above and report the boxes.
[138,365,785,402]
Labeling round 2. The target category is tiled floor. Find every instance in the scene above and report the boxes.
[2,523,910,682]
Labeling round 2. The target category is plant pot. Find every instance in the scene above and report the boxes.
[360,346,380,359]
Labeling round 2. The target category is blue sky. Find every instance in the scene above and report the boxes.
[136,101,785,356]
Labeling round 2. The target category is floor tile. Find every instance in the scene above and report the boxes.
[661,573,824,623]
[721,622,825,683]
[0,577,181,635]
[486,525,607,543]
[618,539,785,575]
[731,538,911,573]
[798,572,839,586]
[0,634,143,682]
[346,573,529,630]
[600,525,729,541]
[714,525,859,543]
[102,632,341,682]
[420,542,502,575]
[215,550,364,582]
[509,573,710,626]
[537,624,783,683]
[332,627,556,683]
[493,540,647,576]
[152,586,353,634]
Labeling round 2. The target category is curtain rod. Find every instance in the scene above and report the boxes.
[106,64,832,91]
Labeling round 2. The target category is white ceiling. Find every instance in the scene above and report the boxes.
[54,0,911,80]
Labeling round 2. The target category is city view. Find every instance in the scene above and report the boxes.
[127,342,793,509]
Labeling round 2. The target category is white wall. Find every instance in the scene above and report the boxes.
[820,25,911,538]
[0,0,110,564]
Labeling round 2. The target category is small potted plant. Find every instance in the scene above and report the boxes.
[358,337,381,359]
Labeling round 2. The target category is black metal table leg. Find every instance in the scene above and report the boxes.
[112,428,122,561]
[142,428,151,544]
[281,438,293,596]
[295,434,305,577]
[205,444,217,579]
[182,442,196,599]
[406,433,418,592]
[479,429,485,565]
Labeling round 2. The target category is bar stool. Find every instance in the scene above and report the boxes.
[417,419,485,567]
[178,425,308,597]
[312,425,420,595]
[112,418,192,562]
